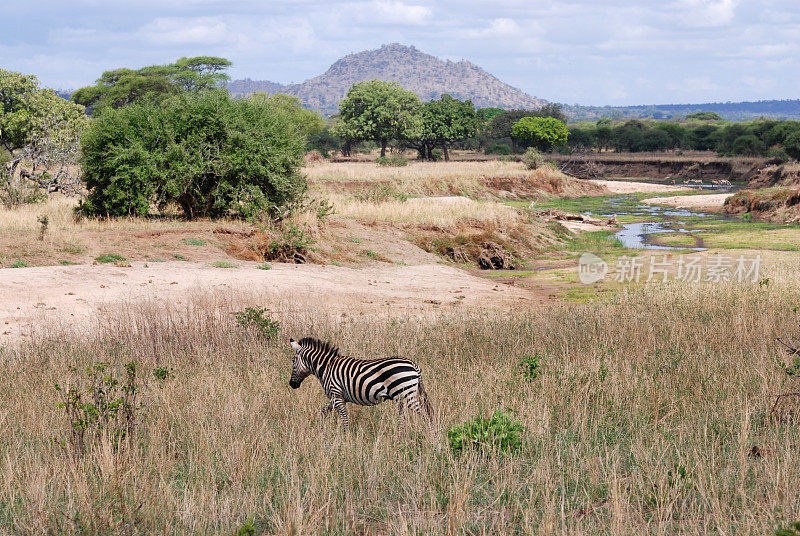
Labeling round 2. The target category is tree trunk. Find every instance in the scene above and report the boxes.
[442,142,450,162]
[380,139,387,157]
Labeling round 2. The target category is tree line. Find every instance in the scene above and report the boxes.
[565,116,800,159]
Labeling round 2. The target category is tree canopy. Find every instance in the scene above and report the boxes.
[511,117,568,151]
[250,93,325,141]
[71,56,232,115]
[1,69,87,152]
[685,111,723,121]
[337,80,420,157]
[417,94,478,160]
[79,90,305,219]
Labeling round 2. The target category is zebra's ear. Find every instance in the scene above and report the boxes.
[290,339,301,352]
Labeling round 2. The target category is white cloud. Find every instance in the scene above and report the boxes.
[140,16,227,45]
[473,18,522,37]
[676,0,738,28]
[370,1,432,25]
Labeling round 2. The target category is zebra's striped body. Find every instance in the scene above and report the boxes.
[289,337,432,426]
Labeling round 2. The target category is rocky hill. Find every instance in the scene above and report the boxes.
[228,43,545,114]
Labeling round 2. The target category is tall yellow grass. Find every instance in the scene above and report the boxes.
[328,194,522,227]
[2,272,800,534]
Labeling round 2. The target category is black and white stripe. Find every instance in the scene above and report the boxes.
[288,337,432,426]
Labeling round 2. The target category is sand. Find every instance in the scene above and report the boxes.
[589,179,692,194]
[1,261,534,343]
[642,193,733,211]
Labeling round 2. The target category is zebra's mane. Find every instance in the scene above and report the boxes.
[298,337,341,357]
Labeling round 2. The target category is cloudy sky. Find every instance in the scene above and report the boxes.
[1,0,798,105]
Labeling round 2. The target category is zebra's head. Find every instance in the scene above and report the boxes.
[288,338,312,389]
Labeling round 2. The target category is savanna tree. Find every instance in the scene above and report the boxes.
[79,90,305,219]
[416,94,478,161]
[0,69,89,206]
[337,80,420,157]
[250,93,325,142]
[511,116,569,152]
[71,56,231,114]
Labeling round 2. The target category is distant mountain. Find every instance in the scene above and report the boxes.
[226,79,286,96]
[563,99,800,122]
[227,43,546,115]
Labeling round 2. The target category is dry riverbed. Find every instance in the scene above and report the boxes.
[642,193,733,211]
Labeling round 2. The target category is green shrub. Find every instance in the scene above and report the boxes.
[10,259,28,268]
[518,353,543,381]
[447,410,525,454]
[256,262,272,270]
[768,147,790,163]
[211,261,237,268]
[182,238,206,246]
[521,148,545,170]
[486,143,511,155]
[95,253,125,264]
[54,361,139,458]
[776,521,800,536]
[732,135,766,156]
[375,155,408,167]
[429,148,444,161]
[152,366,172,382]
[234,306,280,339]
[78,90,306,219]
[353,184,407,203]
[266,224,313,262]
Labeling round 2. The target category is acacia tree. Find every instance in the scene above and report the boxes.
[416,94,478,161]
[250,93,325,142]
[0,69,88,205]
[511,117,568,152]
[71,56,231,114]
[337,80,420,157]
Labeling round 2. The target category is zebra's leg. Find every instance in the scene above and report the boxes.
[321,399,334,417]
[331,397,349,427]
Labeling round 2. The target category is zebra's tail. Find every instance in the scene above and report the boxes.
[417,374,433,420]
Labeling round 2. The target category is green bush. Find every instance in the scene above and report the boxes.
[521,148,545,170]
[234,306,280,339]
[731,135,766,156]
[54,361,139,458]
[95,253,126,264]
[447,410,525,454]
[486,143,511,155]
[518,353,543,381]
[375,155,408,167]
[78,90,306,219]
[776,521,800,536]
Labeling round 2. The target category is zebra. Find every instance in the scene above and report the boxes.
[288,337,432,426]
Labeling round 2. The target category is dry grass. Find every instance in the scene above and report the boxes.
[305,160,529,184]
[328,195,523,227]
[2,270,800,534]
[305,160,604,200]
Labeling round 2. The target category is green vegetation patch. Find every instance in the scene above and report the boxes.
[210,261,238,268]
[447,410,525,455]
[95,254,126,264]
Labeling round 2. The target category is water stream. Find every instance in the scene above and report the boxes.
[585,195,714,251]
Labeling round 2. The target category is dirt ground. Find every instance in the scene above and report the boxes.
[641,193,733,211]
[1,261,537,343]
[589,179,692,194]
